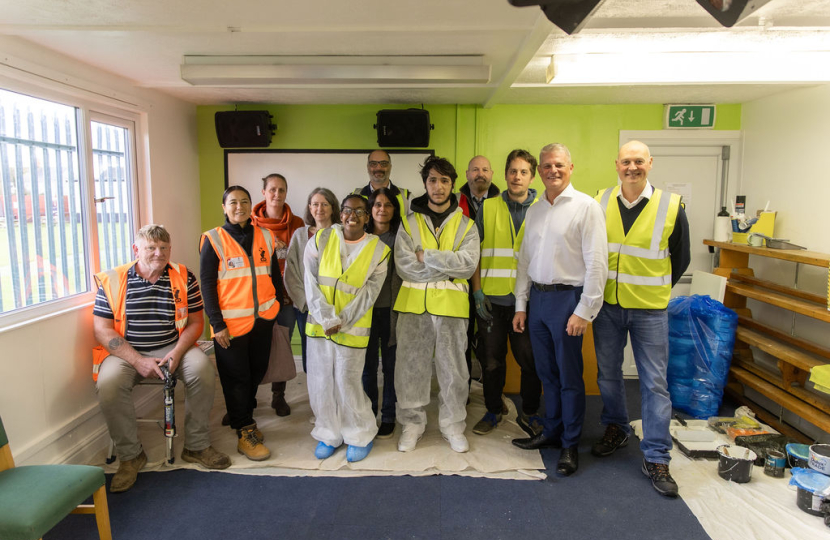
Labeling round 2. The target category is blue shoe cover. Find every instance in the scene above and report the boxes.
[315,441,337,459]
[346,441,374,463]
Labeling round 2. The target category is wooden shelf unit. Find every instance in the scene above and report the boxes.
[704,239,830,439]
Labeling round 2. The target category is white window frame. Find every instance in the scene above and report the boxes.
[0,67,147,332]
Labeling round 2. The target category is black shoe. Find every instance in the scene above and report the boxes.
[591,423,630,457]
[556,447,579,476]
[376,421,395,439]
[642,459,679,498]
[271,392,291,417]
[512,432,562,450]
[221,413,230,427]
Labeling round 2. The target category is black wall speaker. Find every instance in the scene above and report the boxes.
[215,111,276,148]
[375,109,433,148]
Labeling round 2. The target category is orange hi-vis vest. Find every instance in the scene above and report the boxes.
[200,226,280,337]
[91,261,189,381]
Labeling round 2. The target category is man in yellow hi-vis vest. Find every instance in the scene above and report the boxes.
[469,149,542,437]
[592,141,690,498]
[304,195,390,463]
[394,156,480,454]
[353,149,412,217]
[93,225,230,493]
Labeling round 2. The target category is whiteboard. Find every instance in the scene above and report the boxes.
[225,150,434,216]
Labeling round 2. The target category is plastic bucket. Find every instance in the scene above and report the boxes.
[786,443,811,472]
[791,468,830,516]
[717,445,756,483]
[809,444,830,475]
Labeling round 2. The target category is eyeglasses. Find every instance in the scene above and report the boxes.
[341,207,368,218]
[368,161,390,168]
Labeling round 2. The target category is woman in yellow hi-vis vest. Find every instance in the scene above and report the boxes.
[304,195,390,463]
[200,186,282,462]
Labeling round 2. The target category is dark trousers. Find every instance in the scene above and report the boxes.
[465,293,476,385]
[271,305,297,396]
[294,307,308,373]
[527,287,586,448]
[215,317,275,430]
[361,307,397,423]
[477,303,541,415]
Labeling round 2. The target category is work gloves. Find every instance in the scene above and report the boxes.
[473,289,492,321]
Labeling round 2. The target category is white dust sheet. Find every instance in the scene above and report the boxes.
[631,420,828,540]
[94,366,546,481]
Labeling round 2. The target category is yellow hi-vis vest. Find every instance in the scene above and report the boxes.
[91,261,189,381]
[596,186,680,309]
[353,186,412,235]
[305,227,390,348]
[479,195,537,297]
[393,210,474,318]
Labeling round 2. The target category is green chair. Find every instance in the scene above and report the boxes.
[0,415,112,540]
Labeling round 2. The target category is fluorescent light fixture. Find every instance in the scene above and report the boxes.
[546,50,830,85]
[181,55,490,86]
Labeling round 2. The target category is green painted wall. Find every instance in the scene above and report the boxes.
[198,103,741,229]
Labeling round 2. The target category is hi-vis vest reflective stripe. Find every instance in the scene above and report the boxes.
[91,261,189,381]
[305,227,390,348]
[199,226,279,337]
[596,186,680,309]
[394,210,474,318]
[479,195,537,297]
[353,186,412,235]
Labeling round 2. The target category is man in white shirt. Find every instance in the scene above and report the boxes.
[511,143,608,477]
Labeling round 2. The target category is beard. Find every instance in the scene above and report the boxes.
[428,192,450,207]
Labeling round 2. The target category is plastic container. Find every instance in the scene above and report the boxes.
[790,468,830,516]
[717,445,756,483]
[809,444,830,475]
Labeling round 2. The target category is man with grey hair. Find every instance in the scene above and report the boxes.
[354,149,412,216]
[511,144,607,477]
[93,224,230,493]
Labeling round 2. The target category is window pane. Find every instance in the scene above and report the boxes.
[91,121,134,271]
[0,88,88,313]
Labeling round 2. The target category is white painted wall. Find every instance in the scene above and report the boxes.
[740,83,830,440]
[0,36,200,464]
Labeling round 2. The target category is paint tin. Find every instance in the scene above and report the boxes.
[809,444,830,475]
[763,449,786,478]
[717,445,756,483]
[786,443,811,472]
[791,468,830,517]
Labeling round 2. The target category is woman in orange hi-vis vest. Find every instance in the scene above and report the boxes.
[200,185,283,462]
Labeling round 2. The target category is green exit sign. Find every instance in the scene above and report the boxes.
[665,105,716,129]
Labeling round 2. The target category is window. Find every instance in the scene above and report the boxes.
[0,87,139,317]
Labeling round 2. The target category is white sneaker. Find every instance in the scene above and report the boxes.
[397,425,424,452]
[443,433,469,453]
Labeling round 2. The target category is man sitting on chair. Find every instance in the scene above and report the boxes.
[92,224,231,493]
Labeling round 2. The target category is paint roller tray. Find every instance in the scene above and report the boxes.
[670,420,721,458]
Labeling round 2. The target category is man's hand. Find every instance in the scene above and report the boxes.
[134,356,166,379]
[214,328,231,349]
[473,290,492,321]
[513,311,527,333]
[566,314,588,337]
[415,250,425,263]
[325,324,341,336]
[163,349,184,375]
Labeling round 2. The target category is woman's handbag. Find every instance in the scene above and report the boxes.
[260,322,297,384]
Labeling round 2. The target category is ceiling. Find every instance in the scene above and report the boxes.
[2,0,830,106]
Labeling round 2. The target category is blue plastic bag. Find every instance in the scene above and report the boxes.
[667,295,738,418]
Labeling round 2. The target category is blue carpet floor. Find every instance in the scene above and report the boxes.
[47,381,712,540]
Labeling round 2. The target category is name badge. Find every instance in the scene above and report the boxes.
[227,256,245,269]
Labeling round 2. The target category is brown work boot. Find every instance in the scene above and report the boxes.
[110,450,147,493]
[181,446,232,469]
[237,424,271,461]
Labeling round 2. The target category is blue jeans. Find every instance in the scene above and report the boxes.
[528,287,585,448]
[593,302,673,464]
[361,307,397,423]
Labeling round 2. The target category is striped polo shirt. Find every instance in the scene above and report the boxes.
[93,265,204,352]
